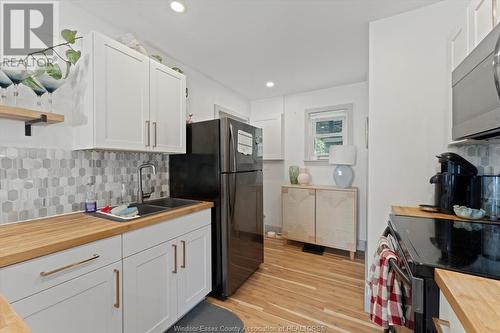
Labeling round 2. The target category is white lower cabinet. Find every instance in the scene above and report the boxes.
[437,291,465,333]
[12,261,122,333]
[123,224,212,333]
[177,225,212,315]
[0,209,212,333]
[123,239,178,333]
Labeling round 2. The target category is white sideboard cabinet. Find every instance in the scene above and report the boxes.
[282,185,358,259]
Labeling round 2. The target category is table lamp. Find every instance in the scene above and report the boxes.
[329,145,356,188]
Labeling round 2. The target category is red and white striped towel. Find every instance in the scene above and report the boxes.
[369,236,413,329]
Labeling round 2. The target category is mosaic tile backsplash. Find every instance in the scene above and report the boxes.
[451,144,500,175]
[0,147,169,224]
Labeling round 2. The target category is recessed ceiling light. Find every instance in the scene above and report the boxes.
[266,81,275,88]
[170,1,186,13]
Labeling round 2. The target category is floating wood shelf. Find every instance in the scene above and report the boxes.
[0,105,64,136]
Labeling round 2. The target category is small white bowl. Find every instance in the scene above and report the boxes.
[453,205,486,220]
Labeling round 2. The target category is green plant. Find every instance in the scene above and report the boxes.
[23,29,82,88]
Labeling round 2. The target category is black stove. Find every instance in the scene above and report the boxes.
[386,215,500,333]
[390,215,500,280]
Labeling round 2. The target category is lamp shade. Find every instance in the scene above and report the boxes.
[329,145,356,165]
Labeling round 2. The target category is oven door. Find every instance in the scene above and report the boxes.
[385,223,438,333]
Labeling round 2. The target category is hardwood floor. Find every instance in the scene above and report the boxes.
[208,238,382,332]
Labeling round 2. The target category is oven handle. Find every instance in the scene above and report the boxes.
[383,225,425,315]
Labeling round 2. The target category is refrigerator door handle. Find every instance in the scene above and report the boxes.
[229,123,237,173]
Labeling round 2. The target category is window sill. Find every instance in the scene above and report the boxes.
[303,159,331,165]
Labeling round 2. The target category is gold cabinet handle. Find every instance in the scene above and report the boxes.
[181,240,186,268]
[114,269,120,308]
[145,120,151,147]
[40,254,100,277]
[172,244,177,273]
[153,122,157,148]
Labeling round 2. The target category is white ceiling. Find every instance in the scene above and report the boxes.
[71,0,441,100]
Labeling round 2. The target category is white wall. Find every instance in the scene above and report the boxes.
[0,1,249,149]
[367,0,470,270]
[251,82,369,248]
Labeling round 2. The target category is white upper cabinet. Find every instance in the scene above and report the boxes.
[469,0,495,48]
[450,10,470,71]
[73,31,186,153]
[250,96,285,160]
[93,33,150,151]
[252,113,284,160]
[150,61,186,153]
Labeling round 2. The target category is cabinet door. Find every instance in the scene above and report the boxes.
[93,32,150,151]
[315,189,357,252]
[12,262,122,333]
[282,187,315,243]
[469,0,494,48]
[450,14,469,71]
[123,240,178,333]
[252,114,284,160]
[439,291,466,333]
[177,225,212,316]
[150,61,186,153]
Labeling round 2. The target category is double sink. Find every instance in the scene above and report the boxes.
[97,197,200,222]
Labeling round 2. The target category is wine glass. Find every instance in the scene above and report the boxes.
[36,73,64,112]
[1,68,30,106]
[0,70,13,104]
[22,77,47,111]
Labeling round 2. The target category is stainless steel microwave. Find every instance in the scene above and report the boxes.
[453,23,500,140]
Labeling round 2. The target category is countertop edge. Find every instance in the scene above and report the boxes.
[0,295,31,333]
[0,201,214,268]
[434,269,475,333]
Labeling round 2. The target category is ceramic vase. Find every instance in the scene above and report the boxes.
[289,166,299,184]
[297,168,310,185]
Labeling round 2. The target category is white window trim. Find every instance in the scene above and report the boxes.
[304,104,353,162]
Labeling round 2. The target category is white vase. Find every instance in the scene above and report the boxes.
[297,168,310,185]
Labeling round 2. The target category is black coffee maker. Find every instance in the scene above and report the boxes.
[429,152,481,213]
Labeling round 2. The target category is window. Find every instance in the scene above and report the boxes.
[304,104,352,161]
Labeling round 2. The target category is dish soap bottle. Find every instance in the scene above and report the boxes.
[85,183,97,213]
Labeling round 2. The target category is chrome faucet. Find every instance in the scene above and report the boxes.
[137,162,157,203]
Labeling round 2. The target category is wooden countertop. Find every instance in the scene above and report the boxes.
[392,206,499,224]
[435,268,500,333]
[0,201,213,268]
[0,296,30,333]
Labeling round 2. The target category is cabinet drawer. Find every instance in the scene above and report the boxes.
[123,209,211,257]
[0,236,121,303]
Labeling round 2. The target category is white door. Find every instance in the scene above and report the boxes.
[469,0,494,47]
[93,32,151,151]
[177,225,212,316]
[123,240,178,333]
[282,187,316,243]
[150,61,186,153]
[12,262,122,333]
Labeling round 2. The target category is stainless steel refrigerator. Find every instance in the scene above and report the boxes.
[169,118,264,299]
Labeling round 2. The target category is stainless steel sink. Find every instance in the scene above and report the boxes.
[128,203,170,216]
[93,198,200,222]
[144,197,200,209]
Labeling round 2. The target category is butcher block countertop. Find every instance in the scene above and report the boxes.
[0,201,213,269]
[0,296,30,333]
[435,268,500,333]
[391,205,498,224]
